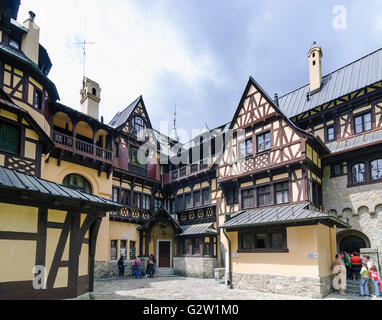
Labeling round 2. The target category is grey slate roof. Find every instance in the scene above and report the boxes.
[177,222,217,236]
[0,43,59,101]
[220,202,349,229]
[326,129,382,154]
[0,166,122,210]
[108,96,141,129]
[278,48,382,118]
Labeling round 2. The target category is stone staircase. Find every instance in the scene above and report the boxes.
[154,267,177,277]
[345,280,375,296]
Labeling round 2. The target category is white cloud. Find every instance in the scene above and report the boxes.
[17,0,220,127]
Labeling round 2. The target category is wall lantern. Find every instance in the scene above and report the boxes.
[161,224,166,235]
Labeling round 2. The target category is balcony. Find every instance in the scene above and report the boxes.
[168,160,211,183]
[53,130,113,164]
[109,207,152,223]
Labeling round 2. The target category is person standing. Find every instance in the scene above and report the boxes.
[331,254,347,296]
[369,265,381,297]
[117,255,125,277]
[350,251,362,281]
[150,254,156,275]
[343,251,351,280]
[359,263,369,297]
[134,256,142,279]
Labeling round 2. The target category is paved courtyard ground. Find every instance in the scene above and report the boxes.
[87,276,380,300]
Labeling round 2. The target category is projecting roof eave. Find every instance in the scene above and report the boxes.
[0,166,123,213]
[220,216,350,230]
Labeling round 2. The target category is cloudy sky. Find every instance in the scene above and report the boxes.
[18,0,382,141]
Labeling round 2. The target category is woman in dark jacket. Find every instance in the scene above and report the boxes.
[117,255,125,277]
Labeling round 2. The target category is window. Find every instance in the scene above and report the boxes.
[63,174,92,193]
[112,187,119,202]
[238,138,253,158]
[271,233,284,249]
[92,88,97,96]
[257,132,271,153]
[129,241,136,259]
[34,89,43,110]
[192,238,201,255]
[120,189,129,206]
[120,240,127,258]
[352,163,366,184]
[183,239,191,255]
[130,116,146,139]
[0,122,20,154]
[257,185,271,206]
[354,112,372,134]
[185,193,192,209]
[326,125,335,141]
[154,198,163,211]
[110,240,117,260]
[238,229,287,252]
[133,193,141,208]
[176,195,184,211]
[331,162,343,177]
[226,186,238,204]
[114,142,119,157]
[275,182,289,204]
[143,195,151,210]
[129,146,141,166]
[241,189,254,209]
[193,190,201,207]
[255,233,267,249]
[202,188,210,205]
[9,38,20,49]
[170,198,175,212]
[371,159,382,181]
[311,181,322,208]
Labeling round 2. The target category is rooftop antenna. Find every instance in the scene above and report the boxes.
[72,39,95,79]
[173,103,177,129]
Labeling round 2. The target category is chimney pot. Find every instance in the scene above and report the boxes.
[28,11,36,21]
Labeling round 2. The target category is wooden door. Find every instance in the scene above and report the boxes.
[158,241,170,267]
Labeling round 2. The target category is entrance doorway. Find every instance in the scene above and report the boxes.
[339,235,367,253]
[158,241,171,267]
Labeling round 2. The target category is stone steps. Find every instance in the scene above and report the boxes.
[154,268,175,277]
[345,280,375,295]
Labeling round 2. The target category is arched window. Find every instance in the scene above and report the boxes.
[130,116,146,138]
[63,174,92,194]
[352,163,366,184]
[371,159,382,180]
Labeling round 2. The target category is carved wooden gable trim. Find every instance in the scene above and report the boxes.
[232,83,277,130]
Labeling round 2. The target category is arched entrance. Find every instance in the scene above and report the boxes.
[337,229,370,253]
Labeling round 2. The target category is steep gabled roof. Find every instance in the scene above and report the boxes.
[278,47,382,118]
[108,95,153,130]
[136,206,182,232]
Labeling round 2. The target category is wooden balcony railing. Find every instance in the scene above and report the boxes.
[53,130,113,164]
[168,159,211,183]
[109,207,152,223]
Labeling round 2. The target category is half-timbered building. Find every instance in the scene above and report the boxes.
[1,2,382,299]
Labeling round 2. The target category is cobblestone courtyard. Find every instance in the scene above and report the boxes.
[85,276,379,300]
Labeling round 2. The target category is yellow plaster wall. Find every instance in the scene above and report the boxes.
[79,244,89,276]
[228,225,320,277]
[54,267,68,288]
[0,203,38,233]
[0,240,36,282]
[24,140,36,159]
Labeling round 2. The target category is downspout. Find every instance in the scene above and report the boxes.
[329,227,333,265]
[222,228,232,289]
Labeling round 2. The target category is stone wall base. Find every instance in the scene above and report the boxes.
[232,272,333,298]
[94,260,148,279]
[173,257,218,278]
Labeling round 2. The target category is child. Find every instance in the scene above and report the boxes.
[359,263,369,296]
[369,265,381,297]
